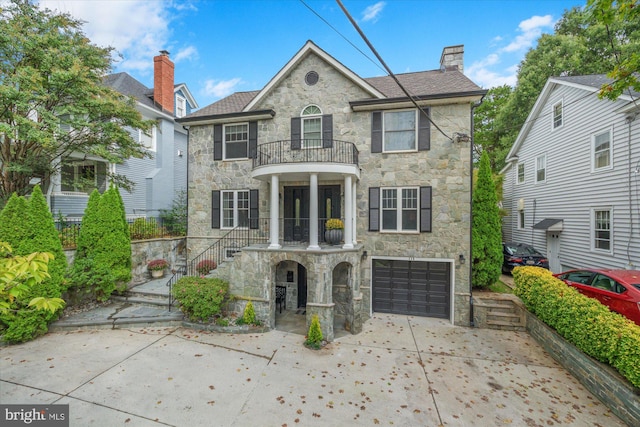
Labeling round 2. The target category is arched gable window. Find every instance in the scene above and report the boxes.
[301,105,322,148]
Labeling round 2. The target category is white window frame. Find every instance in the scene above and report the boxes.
[380,186,420,233]
[221,190,250,229]
[139,126,157,151]
[61,160,104,194]
[223,122,249,160]
[383,109,418,153]
[591,127,613,172]
[591,207,613,253]
[535,154,547,183]
[552,100,563,130]
[301,105,322,149]
[175,94,186,118]
[517,162,525,184]
[518,208,525,229]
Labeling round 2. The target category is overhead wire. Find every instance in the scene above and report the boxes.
[334,0,454,142]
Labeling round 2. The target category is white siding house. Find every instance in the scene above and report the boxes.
[501,75,640,273]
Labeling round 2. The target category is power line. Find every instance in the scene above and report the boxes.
[298,0,383,74]
[335,0,454,142]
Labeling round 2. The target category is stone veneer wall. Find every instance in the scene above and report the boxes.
[525,312,640,426]
[187,50,473,326]
[64,237,185,286]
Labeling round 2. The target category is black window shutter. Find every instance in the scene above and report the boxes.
[369,187,380,231]
[420,186,432,232]
[322,114,333,148]
[291,117,301,150]
[211,190,221,229]
[213,124,223,160]
[248,121,258,158]
[371,111,382,153]
[418,109,430,151]
[249,189,259,229]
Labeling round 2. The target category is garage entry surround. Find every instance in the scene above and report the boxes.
[371,257,454,321]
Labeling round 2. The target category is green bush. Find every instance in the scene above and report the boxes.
[129,217,167,240]
[304,314,324,349]
[159,189,187,236]
[513,266,640,388]
[236,300,260,326]
[172,277,229,322]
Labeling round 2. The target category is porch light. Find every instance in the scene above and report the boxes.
[459,254,465,264]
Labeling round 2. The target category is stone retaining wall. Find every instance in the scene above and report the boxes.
[525,311,640,426]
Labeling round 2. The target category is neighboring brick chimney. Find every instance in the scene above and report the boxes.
[440,45,464,73]
[154,50,174,114]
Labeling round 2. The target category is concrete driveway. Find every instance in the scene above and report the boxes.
[1,314,625,426]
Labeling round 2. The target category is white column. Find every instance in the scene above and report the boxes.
[307,173,320,250]
[343,175,354,249]
[352,180,357,245]
[269,174,281,249]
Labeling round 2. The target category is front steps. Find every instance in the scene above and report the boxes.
[473,293,526,331]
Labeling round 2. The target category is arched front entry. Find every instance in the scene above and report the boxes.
[274,260,307,334]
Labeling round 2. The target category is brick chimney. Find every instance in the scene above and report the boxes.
[154,50,174,114]
[440,45,464,73]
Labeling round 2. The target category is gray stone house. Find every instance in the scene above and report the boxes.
[179,41,485,340]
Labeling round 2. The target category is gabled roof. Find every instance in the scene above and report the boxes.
[183,40,484,122]
[103,72,156,109]
[175,83,199,109]
[504,74,640,166]
[244,40,385,111]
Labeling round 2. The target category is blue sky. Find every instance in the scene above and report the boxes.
[36,0,583,109]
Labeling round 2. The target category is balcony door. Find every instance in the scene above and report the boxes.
[284,185,340,242]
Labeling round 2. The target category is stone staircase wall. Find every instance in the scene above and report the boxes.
[472,293,526,331]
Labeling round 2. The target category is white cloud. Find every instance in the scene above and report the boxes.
[466,14,556,88]
[174,46,198,63]
[502,15,554,52]
[203,78,243,99]
[37,0,178,74]
[362,1,385,23]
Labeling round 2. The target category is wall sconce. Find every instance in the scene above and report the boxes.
[361,250,368,260]
[459,254,465,264]
[177,150,183,157]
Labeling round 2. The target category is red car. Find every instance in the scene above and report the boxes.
[554,269,640,326]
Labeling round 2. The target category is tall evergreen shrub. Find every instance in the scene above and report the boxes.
[472,151,503,288]
[0,193,29,248]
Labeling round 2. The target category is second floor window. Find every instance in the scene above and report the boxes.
[592,129,612,171]
[384,110,416,152]
[301,105,322,148]
[553,101,563,129]
[176,95,186,118]
[517,162,525,184]
[224,123,249,159]
[536,154,546,183]
[381,187,419,232]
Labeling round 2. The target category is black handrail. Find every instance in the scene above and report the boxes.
[253,140,358,168]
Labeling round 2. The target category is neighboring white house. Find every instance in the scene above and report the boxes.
[501,75,640,273]
[47,51,198,219]
[179,41,485,339]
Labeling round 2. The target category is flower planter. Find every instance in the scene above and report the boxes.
[151,269,165,279]
[324,229,343,245]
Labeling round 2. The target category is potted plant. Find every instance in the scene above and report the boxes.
[324,218,344,245]
[196,259,217,276]
[147,259,168,278]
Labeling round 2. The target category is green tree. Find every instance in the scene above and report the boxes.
[74,189,101,260]
[473,85,513,172]
[0,0,151,205]
[0,193,29,248]
[97,185,131,288]
[160,189,187,235]
[472,152,502,288]
[487,5,640,171]
[586,0,640,99]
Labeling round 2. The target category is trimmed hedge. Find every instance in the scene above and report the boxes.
[172,277,229,322]
[513,266,640,388]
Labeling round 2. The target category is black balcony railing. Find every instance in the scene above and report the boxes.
[253,140,358,168]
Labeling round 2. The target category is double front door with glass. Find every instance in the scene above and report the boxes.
[283,185,340,243]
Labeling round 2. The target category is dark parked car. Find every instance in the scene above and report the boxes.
[554,269,640,326]
[502,242,549,274]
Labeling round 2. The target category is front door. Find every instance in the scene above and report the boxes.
[283,185,340,242]
[547,232,562,273]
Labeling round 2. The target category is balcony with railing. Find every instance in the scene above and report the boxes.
[251,140,359,181]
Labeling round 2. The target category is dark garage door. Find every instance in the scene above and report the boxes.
[372,259,451,318]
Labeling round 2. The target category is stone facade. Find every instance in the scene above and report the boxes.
[184,42,481,339]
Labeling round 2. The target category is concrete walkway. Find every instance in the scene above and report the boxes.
[1,314,626,426]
